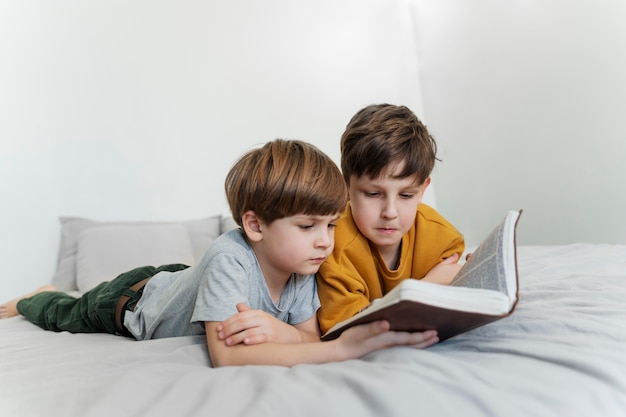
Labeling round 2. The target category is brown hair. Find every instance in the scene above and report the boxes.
[340,104,438,185]
[225,139,348,227]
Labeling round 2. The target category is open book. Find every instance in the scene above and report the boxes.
[321,209,523,342]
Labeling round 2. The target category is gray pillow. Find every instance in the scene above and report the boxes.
[52,216,221,292]
[75,223,195,293]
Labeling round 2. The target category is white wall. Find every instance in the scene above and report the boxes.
[0,0,432,299]
[412,0,626,246]
[4,1,624,301]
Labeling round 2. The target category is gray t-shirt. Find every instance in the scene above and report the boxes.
[125,228,320,340]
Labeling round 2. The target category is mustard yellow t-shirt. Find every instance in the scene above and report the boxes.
[316,203,465,334]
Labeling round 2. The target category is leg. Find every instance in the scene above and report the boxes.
[3,264,191,333]
[0,285,56,319]
[13,267,166,334]
[16,286,110,333]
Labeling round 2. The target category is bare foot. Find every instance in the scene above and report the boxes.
[0,285,56,319]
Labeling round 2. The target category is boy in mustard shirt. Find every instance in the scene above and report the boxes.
[316,104,465,339]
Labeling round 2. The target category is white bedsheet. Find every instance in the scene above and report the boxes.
[1,244,626,417]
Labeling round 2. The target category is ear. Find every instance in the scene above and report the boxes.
[241,210,263,242]
[417,177,431,203]
[346,177,355,202]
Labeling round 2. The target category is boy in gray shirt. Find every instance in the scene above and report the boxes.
[2,139,436,367]
[124,228,319,341]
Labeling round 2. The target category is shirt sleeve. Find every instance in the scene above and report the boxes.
[316,259,371,334]
[191,251,249,324]
[287,275,321,325]
[413,206,466,278]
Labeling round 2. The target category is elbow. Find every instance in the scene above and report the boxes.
[209,356,224,368]
[209,352,234,368]
[208,349,248,367]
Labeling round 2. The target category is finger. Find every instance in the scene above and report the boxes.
[236,303,252,312]
[225,328,270,346]
[408,332,440,348]
[220,314,258,339]
[218,317,240,339]
[223,326,260,345]
[381,329,439,347]
[242,333,270,345]
[364,320,391,336]
[225,331,249,346]
[221,307,258,332]
[344,320,390,341]
[442,253,459,264]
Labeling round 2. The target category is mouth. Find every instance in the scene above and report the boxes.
[377,227,397,234]
[310,257,326,264]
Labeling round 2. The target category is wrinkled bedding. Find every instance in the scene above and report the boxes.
[2,244,626,417]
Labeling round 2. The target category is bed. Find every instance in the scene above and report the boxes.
[1,217,626,417]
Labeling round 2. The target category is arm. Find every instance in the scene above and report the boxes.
[421,253,463,285]
[413,204,465,281]
[217,303,320,346]
[316,262,373,335]
[206,320,438,367]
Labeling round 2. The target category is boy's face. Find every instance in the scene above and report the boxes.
[348,166,428,262]
[255,213,340,280]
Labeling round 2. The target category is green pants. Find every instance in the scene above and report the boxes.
[17,264,189,336]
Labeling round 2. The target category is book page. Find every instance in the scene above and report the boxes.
[450,211,517,296]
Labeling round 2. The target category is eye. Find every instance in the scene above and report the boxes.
[299,224,315,230]
[365,191,381,198]
[328,223,337,229]
[400,193,415,199]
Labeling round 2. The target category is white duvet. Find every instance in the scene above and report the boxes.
[1,244,625,417]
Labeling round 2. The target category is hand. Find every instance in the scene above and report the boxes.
[422,253,463,285]
[335,320,439,358]
[217,303,301,346]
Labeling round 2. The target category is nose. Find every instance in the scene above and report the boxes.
[381,198,398,219]
[315,228,333,249]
